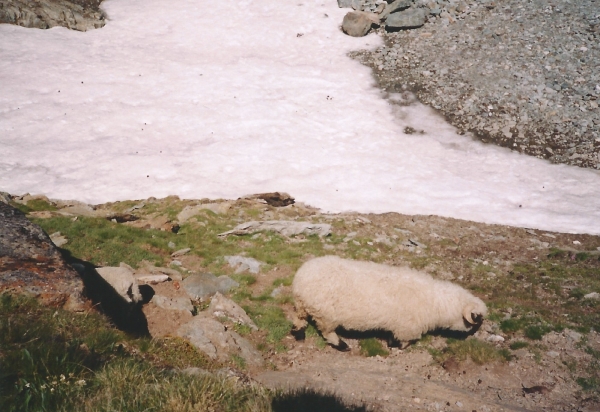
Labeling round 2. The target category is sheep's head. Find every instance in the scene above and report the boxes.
[462,298,487,326]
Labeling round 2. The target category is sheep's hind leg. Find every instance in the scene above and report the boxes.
[316,320,349,351]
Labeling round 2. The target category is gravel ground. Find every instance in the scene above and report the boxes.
[351,0,600,169]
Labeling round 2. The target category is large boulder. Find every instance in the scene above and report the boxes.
[176,316,263,367]
[0,0,106,31]
[341,11,380,37]
[0,201,87,310]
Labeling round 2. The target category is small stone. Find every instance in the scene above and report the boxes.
[584,292,600,300]
[342,11,379,37]
[171,248,191,257]
[546,351,560,358]
[136,274,170,284]
[487,334,505,343]
[455,401,463,408]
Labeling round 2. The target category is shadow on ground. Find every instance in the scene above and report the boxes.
[272,388,368,412]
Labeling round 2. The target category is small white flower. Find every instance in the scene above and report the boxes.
[76,379,86,386]
[25,383,31,388]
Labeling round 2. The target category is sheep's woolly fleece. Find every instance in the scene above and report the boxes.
[292,256,487,347]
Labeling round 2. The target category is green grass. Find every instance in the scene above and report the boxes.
[509,341,529,350]
[359,338,389,357]
[0,293,276,412]
[435,338,510,365]
[32,216,176,268]
[244,304,292,349]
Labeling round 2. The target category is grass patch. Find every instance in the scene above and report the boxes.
[524,324,553,340]
[0,293,277,411]
[509,341,529,350]
[244,304,292,348]
[11,199,58,214]
[31,216,174,268]
[359,338,389,357]
[437,339,507,365]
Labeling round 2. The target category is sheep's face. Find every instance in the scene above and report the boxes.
[461,299,487,330]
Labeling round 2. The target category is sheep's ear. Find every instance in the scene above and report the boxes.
[463,304,483,325]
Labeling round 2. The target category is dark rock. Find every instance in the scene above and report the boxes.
[249,192,295,207]
[385,8,426,29]
[0,201,87,310]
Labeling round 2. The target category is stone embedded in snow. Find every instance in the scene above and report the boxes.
[337,0,355,8]
[224,255,263,274]
[342,11,380,37]
[0,0,106,31]
[136,274,170,285]
[151,295,194,312]
[218,220,331,237]
[385,8,426,29]
[182,273,239,300]
[95,266,142,303]
[176,316,263,366]
[177,202,232,223]
[584,292,600,300]
[209,292,257,330]
[242,192,295,207]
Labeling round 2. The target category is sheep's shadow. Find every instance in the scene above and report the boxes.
[294,316,482,350]
[58,249,152,337]
[272,387,367,412]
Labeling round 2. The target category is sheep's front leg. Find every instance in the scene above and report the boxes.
[291,305,308,340]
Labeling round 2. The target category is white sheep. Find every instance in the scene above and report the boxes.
[291,256,487,349]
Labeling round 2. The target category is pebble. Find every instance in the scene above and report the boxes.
[353,0,600,169]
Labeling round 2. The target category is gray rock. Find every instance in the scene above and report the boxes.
[209,292,257,330]
[338,0,355,9]
[171,248,191,257]
[151,295,194,312]
[0,0,106,32]
[49,231,68,247]
[224,255,262,274]
[135,274,170,285]
[183,273,239,300]
[584,292,600,300]
[381,0,413,19]
[176,316,263,366]
[218,220,331,237]
[564,329,583,343]
[95,266,142,304]
[385,8,426,29]
[342,11,379,37]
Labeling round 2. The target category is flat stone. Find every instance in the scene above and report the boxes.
[182,273,239,300]
[136,274,170,285]
[218,220,331,237]
[385,8,426,29]
[151,294,193,312]
[584,292,600,300]
[171,248,191,257]
[224,255,263,274]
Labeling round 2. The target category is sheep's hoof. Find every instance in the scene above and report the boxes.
[291,328,306,341]
[332,340,350,352]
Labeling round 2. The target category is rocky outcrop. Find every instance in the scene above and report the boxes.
[0,201,87,310]
[0,0,106,32]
